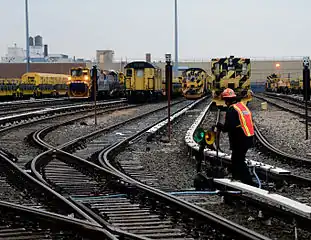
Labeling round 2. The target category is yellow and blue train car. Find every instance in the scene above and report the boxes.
[20,72,69,98]
[124,61,162,101]
[0,78,21,99]
[211,56,252,107]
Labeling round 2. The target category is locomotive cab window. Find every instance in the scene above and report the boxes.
[28,77,35,82]
[126,69,133,77]
[71,69,83,77]
[136,70,144,77]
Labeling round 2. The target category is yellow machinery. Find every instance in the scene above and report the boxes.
[119,72,125,86]
[0,78,21,98]
[211,56,252,107]
[20,72,69,98]
[124,61,162,101]
[181,68,208,99]
[162,77,182,97]
[265,73,280,92]
[291,76,303,94]
[172,77,182,96]
[265,73,305,94]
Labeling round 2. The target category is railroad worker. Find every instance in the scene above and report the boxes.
[216,88,255,186]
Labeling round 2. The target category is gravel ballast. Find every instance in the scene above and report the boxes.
[44,100,184,147]
[114,99,210,190]
[251,97,311,159]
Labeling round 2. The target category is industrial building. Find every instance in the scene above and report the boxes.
[1,35,89,64]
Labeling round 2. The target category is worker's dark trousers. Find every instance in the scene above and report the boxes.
[231,146,254,186]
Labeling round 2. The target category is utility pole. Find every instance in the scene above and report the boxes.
[25,0,30,72]
[303,57,310,140]
[92,65,98,125]
[165,54,173,141]
[174,0,179,78]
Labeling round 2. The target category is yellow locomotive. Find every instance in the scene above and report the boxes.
[20,72,69,98]
[67,67,92,99]
[124,61,162,101]
[181,68,209,99]
[211,56,252,107]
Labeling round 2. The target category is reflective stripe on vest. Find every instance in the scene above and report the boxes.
[232,102,254,137]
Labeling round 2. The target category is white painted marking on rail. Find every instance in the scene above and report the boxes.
[214,178,311,219]
[115,132,125,136]
[147,97,206,134]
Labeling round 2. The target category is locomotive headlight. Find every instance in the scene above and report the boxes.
[68,76,71,81]
[84,76,89,81]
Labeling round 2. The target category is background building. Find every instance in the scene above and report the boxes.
[0,62,87,78]
[1,35,89,64]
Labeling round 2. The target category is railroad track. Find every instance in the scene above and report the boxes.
[110,99,210,191]
[0,99,120,118]
[0,100,128,169]
[0,99,127,130]
[0,201,116,240]
[0,102,156,240]
[0,97,71,111]
[184,101,311,239]
[263,92,309,105]
[30,97,268,239]
[0,148,98,221]
[34,99,189,160]
[254,93,311,119]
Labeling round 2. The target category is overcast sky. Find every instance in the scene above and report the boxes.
[1,0,310,61]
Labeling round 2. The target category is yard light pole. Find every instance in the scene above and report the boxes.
[25,0,30,72]
[303,57,310,140]
[165,54,173,142]
[174,0,179,78]
[92,65,98,126]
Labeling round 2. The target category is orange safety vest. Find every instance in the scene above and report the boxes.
[232,102,254,137]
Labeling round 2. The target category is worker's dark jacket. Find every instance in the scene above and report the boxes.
[222,105,254,150]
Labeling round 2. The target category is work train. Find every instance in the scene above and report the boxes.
[0,73,69,99]
[124,61,182,102]
[210,56,252,107]
[181,68,211,99]
[0,61,201,102]
[67,62,183,102]
[67,67,125,99]
[265,73,307,94]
